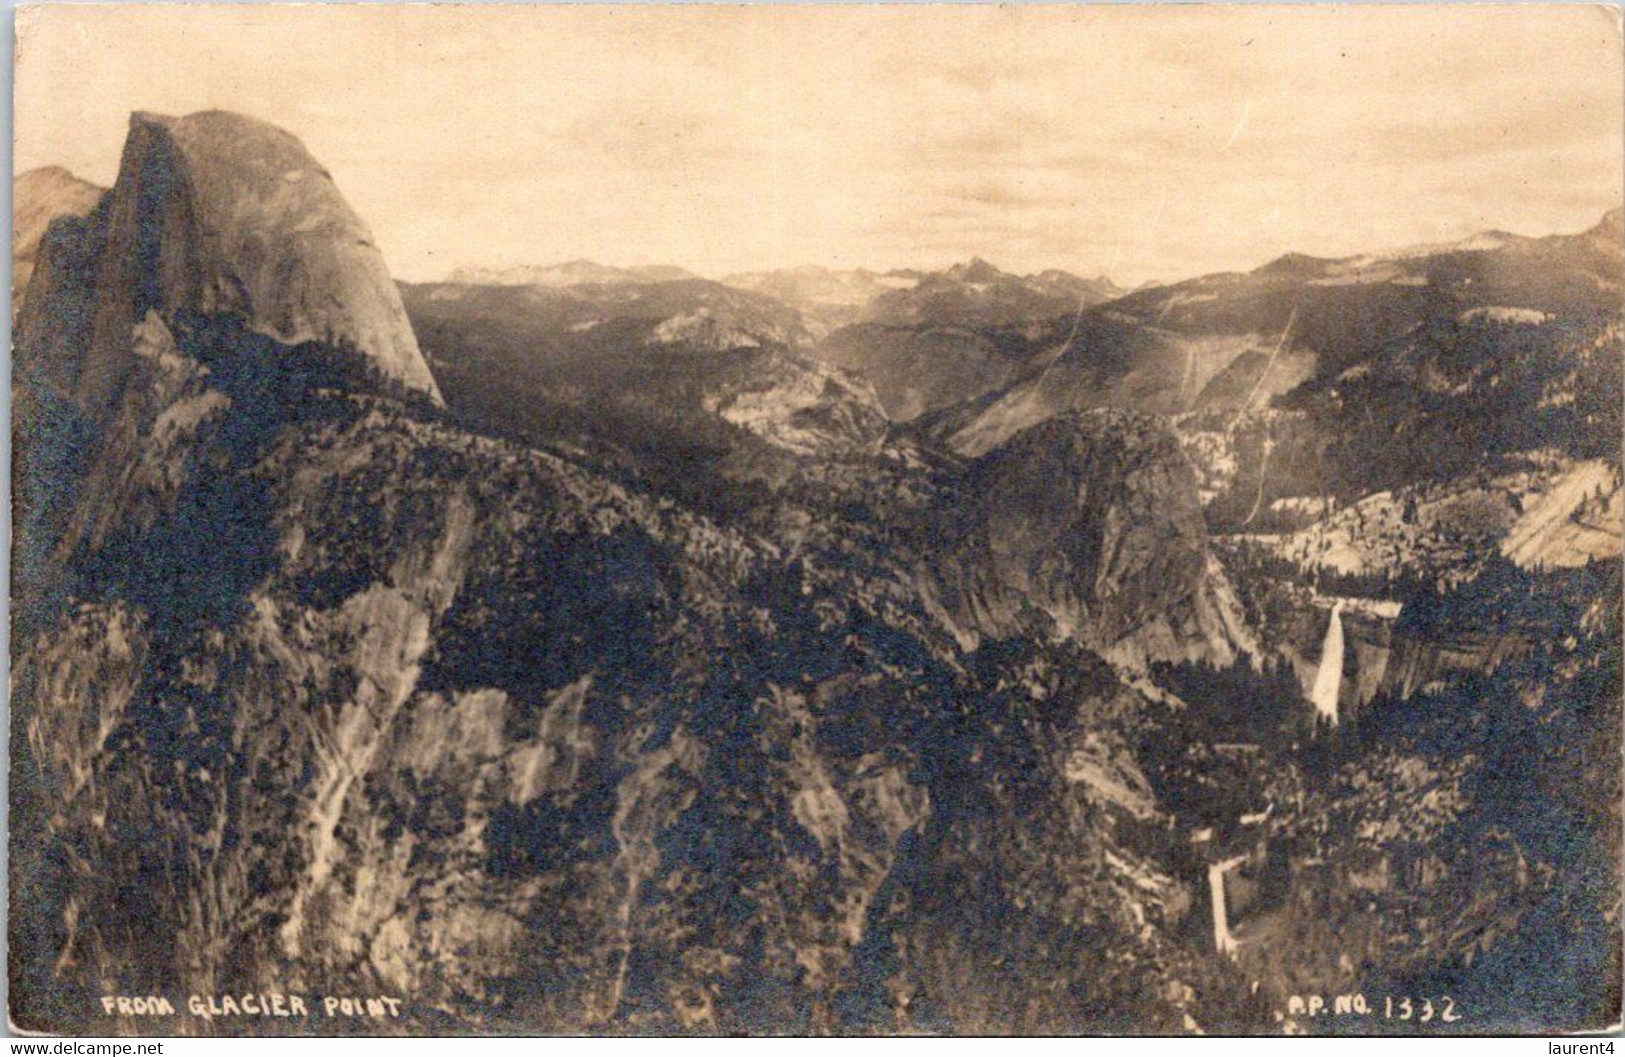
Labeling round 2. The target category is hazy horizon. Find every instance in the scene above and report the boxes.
[16,5,1623,287]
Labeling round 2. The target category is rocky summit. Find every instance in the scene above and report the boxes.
[10,104,1621,1039]
[18,111,439,417]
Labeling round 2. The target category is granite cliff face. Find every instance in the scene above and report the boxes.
[19,111,439,416]
[922,409,1251,668]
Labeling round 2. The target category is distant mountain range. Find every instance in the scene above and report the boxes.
[414,255,1130,424]
[719,265,914,335]
[861,257,1123,329]
[448,259,701,287]
[802,259,1125,420]
[439,257,1125,349]
[400,276,884,470]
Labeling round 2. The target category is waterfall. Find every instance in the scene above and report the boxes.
[1208,861,1236,957]
[1310,602,1345,725]
[1208,855,1248,958]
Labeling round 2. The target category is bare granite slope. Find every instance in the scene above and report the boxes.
[20,110,441,414]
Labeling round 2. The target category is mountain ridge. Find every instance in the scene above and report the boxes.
[916,205,1624,460]
[12,165,105,311]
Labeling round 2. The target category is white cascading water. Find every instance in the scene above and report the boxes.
[1208,853,1250,958]
[1209,861,1235,958]
[1309,602,1345,725]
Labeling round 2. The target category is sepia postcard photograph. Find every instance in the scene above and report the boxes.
[6,1,1623,1039]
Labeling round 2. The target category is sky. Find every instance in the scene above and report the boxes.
[15,4,1624,286]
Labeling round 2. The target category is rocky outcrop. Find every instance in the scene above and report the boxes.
[701,353,887,457]
[924,409,1253,668]
[1501,459,1622,570]
[1377,628,1536,701]
[18,111,440,416]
